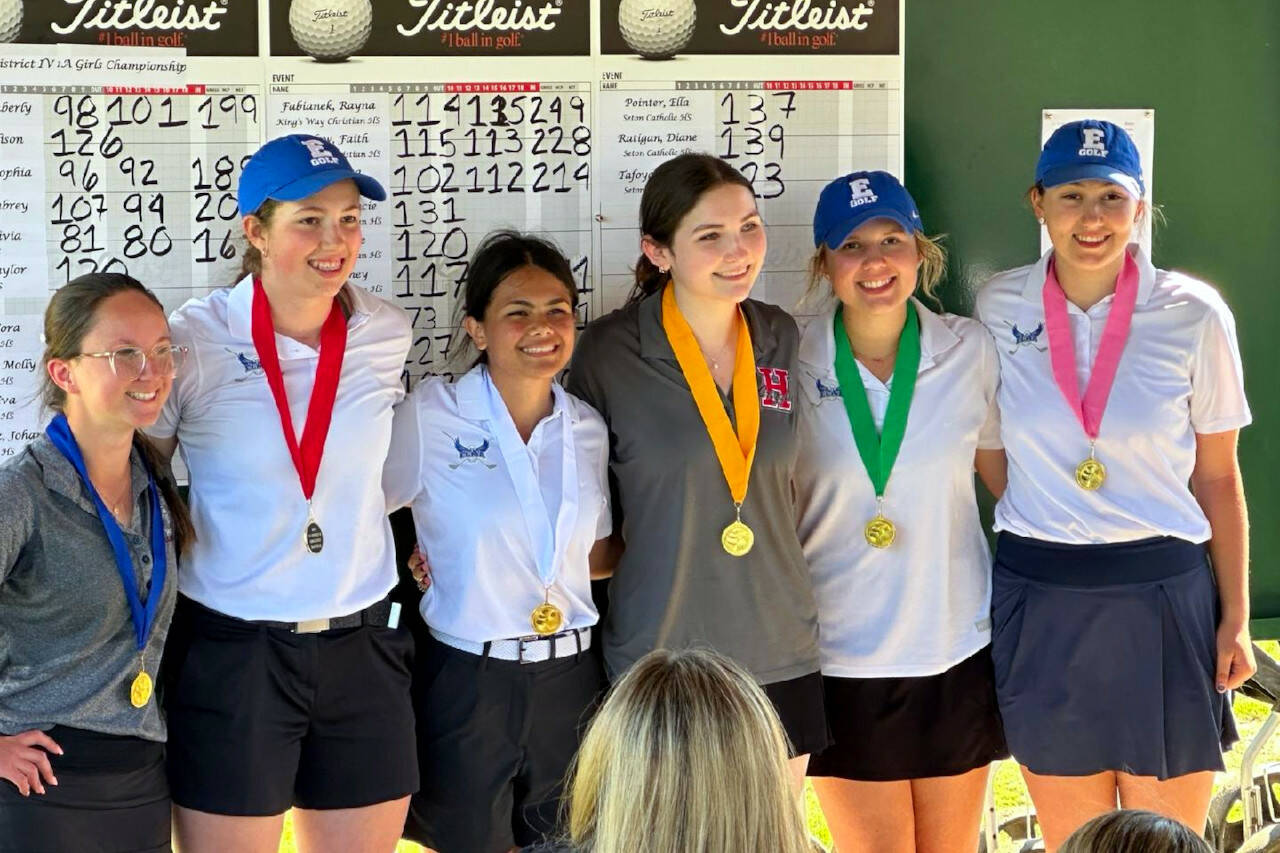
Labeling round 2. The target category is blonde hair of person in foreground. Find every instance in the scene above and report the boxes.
[563,648,812,853]
[1058,809,1211,853]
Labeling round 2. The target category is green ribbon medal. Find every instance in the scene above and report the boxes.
[831,300,922,548]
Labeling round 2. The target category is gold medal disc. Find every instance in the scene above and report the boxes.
[1075,457,1106,490]
[531,602,564,636]
[721,520,754,556]
[864,515,897,549]
[130,670,152,708]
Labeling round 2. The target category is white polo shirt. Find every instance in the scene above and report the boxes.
[382,366,611,642]
[974,246,1251,545]
[149,275,411,621]
[794,298,1002,678]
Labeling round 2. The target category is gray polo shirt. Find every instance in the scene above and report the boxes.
[567,292,820,684]
[0,436,176,741]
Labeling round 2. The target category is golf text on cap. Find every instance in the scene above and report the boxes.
[303,139,341,167]
[1078,127,1108,158]
[848,177,878,208]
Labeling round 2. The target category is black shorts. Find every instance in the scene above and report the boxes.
[162,596,418,815]
[403,633,606,853]
[0,726,170,853]
[763,671,832,758]
[808,646,1009,782]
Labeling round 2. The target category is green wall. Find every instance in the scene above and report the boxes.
[904,2,1280,634]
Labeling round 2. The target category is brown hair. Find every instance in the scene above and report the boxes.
[628,153,756,304]
[41,273,196,555]
[802,231,948,310]
[237,198,281,283]
[1058,810,1210,853]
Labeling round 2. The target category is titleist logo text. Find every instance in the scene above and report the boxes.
[50,0,229,35]
[720,0,873,35]
[397,0,562,34]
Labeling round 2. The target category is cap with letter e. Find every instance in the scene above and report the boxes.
[813,170,924,250]
[237,133,386,216]
[1036,119,1145,198]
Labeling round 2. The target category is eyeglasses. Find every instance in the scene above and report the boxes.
[76,344,188,380]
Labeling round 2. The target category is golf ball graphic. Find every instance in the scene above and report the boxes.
[289,0,372,62]
[618,0,696,60]
[0,0,21,44]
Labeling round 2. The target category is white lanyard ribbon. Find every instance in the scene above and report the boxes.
[481,367,579,591]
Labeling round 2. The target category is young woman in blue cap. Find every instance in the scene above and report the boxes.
[795,171,1008,853]
[148,134,415,852]
[0,273,192,853]
[974,119,1254,848]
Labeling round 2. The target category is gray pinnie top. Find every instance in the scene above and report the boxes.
[567,292,820,684]
[0,435,177,742]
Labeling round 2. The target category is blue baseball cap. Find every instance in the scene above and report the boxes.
[237,134,386,216]
[1036,119,1145,198]
[812,171,924,249]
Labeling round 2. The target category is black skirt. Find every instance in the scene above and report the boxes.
[808,646,1008,781]
[991,534,1237,780]
[0,726,170,853]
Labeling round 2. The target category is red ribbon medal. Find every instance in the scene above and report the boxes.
[250,278,348,553]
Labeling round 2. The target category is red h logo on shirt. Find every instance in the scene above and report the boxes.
[757,367,792,412]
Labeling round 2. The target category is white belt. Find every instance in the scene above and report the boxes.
[430,626,592,664]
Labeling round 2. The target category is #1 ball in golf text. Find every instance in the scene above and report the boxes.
[0,0,21,43]
[289,0,373,62]
[618,0,696,59]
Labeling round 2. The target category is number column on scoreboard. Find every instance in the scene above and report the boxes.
[0,91,47,455]
[385,82,594,385]
[44,87,190,308]
[189,86,264,298]
[715,80,901,310]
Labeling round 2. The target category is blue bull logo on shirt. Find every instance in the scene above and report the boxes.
[814,375,843,401]
[227,348,263,380]
[1005,320,1047,354]
[447,433,498,469]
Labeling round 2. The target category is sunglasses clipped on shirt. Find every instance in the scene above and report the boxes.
[75,344,188,380]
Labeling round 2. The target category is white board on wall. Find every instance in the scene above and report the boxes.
[0,0,905,456]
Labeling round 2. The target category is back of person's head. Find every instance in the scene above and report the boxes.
[565,648,810,853]
[1059,810,1211,853]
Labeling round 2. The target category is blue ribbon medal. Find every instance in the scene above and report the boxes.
[45,414,167,708]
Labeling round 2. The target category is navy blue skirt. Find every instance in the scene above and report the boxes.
[991,534,1237,780]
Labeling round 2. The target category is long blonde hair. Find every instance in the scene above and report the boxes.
[565,648,811,853]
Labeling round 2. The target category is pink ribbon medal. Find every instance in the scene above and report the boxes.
[1042,250,1139,490]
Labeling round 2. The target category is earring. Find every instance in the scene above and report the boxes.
[658,265,669,274]
[1037,217,1045,225]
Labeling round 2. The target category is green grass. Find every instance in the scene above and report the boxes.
[277,641,1280,852]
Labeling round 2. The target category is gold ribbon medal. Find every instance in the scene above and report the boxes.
[661,284,760,557]
[531,592,564,636]
[130,655,152,708]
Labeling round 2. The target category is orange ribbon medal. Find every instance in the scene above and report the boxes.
[660,283,760,556]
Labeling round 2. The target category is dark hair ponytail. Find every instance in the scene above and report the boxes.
[628,153,755,304]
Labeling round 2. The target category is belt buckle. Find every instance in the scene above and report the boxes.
[517,635,536,664]
[295,618,330,634]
